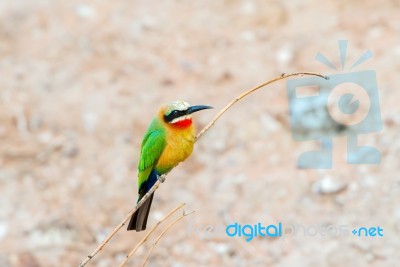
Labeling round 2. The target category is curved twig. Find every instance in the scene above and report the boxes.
[118,203,186,267]
[196,72,327,141]
[77,71,327,267]
[141,210,195,267]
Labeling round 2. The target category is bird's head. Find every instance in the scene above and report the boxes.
[161,101,212,128]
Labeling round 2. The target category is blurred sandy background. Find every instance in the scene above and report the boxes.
[0,0,399,266]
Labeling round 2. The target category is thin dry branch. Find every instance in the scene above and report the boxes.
[196,72,327,141]
[78,71,327,267]
[118,203,186,267]
[141,210,195,267]
[78,177,164,267]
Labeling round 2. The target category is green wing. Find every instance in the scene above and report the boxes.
[137,121,166,188]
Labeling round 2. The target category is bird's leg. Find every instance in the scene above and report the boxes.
[157,174,166,183]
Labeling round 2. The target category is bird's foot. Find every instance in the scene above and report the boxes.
[158,175,166,183]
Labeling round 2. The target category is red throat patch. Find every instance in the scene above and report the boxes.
[172,118,192,128]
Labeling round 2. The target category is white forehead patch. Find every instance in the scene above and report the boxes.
[165,100,190,114]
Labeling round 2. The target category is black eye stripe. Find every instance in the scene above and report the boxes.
[164,110,187,122]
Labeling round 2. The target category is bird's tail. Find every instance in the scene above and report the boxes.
[127,170,158,231]
[127,192,154,231]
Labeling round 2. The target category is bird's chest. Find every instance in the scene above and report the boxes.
[156,129,195,173]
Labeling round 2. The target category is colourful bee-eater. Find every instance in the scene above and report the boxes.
[127,101,212,231]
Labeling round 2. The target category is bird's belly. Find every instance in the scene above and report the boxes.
[156,135,194,174]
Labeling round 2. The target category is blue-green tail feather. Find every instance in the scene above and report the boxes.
[127,170,158,231]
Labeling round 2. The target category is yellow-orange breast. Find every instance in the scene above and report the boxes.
[155,122,195,174]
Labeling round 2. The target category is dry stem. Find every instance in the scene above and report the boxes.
[78,71,326,267]
[141,210,195,267]
[118,203,186,267]
[196,72,327,141]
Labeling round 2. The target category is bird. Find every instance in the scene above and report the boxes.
[127,100,212,231]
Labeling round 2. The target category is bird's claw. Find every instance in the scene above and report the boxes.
[158,175,166,183]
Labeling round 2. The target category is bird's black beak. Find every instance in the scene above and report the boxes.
[187,105,213,114]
